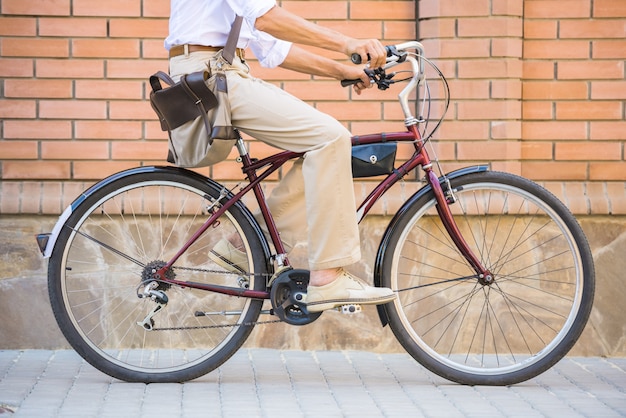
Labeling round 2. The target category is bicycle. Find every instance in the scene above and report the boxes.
[37,41,595,386]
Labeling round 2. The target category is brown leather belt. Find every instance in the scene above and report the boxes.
[169,44,245,60]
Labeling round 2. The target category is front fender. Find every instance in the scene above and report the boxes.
[373,165,489,326]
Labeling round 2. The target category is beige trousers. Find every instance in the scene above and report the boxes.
[169,51,361,270]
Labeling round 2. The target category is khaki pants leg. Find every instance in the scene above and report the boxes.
[169,52,361,270]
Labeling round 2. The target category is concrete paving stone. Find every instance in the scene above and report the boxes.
[1,351,625,417]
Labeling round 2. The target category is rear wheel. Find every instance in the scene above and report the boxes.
[48,168,269,382]
[381,171,594,385]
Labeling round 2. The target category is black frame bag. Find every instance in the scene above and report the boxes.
[351,142,397,178]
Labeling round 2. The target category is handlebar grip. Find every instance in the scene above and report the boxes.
[351,53,367,65]
[341,79,361,87]
[351,46,395,65]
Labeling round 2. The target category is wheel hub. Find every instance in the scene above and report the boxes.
[141,260,176,291]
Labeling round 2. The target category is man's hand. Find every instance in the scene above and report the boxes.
[346,39,387,69]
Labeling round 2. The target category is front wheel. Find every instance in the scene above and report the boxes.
[48,168,270,383]
[381,171,594,385]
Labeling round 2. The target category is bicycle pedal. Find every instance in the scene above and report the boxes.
[338,304,362,314]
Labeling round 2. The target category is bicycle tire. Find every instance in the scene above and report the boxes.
[380,171,594,385]
[48,167,270,383]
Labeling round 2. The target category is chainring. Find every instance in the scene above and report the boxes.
[270,269,322,325]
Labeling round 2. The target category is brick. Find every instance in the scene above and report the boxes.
[350,1,415,20]
[38,18,107,37]
[457,17,523,37]
[591,81,626,100]
[436,121,490,141]
[20,182,43,214]
[3,120,72,140]
[383,21,416,40]
[586,182,610,214]
[108,19,169,38]
[492,0,524,16]
[592,40,626,59]
[1,0,70,16]
[72,39,140,58]
[524,0,591,19]
[0,100,36,118]
[523,121,588,140]
[3,121,69,141]
[41,182,64,214]
[523,21,558,39]
[522,81,588,100]
[36,59,104,78]
[281,1,348,20]
[350,120,405,136]
[556,101,622,120]
[524,40,590,59]
[457,140,521,160]
[522,142,553,159]
[283,81,349,101]
[316,101,382,121]
[2,161,71,179]
[75,80,144,100]
[560,20,626,39]
[0,141,38,159]
[72,161,138,179]
[446,80,490,99]
[1,38,69,58]
[145,121,169,140]
[590,121,626,140]
[420,0,490,18]
[4,79,73,99]
[491,79,522,99]
[142,40,169,59]
[563,182,589,214]
[593,0,626,17]
[521,161,588,181]
[106,59,167,79]
[427,38,491,59]
[0,58,34,77]
[72,0,141,17]
[415,18,456,39]
[555,142,621,160]
[589,162,626,180]
[109,101,155,120]
[0,17,37,36]
[492,38,523,58]
[111,141,169,160]
[522,61,555,80]
[491,120,522,139]
[557,60,624,80]
[459,58,522,79]
[39,100,107,119]
[0,182,21,213]
[457,100,521,120]
[522,102,553,120]
[74,120,143,140]
[41,141,109,160]
[319,21,384,39]
[142,0,169,18]
[606,182,626,214]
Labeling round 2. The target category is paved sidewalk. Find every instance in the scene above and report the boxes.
[0,350,624,417]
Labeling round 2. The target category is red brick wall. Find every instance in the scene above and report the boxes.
[0,0,624,215]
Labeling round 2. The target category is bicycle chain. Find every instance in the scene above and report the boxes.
[151,266,283,331]
[152,319,283,331]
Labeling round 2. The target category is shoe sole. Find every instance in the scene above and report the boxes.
[306,294,396,313]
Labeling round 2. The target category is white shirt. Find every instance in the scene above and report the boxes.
[165,0,292,68]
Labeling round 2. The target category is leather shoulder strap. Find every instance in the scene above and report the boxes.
[222,15,243,65]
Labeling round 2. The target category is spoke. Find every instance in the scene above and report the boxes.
[69,226,145,268]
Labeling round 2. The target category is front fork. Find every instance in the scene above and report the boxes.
[424,167,493,285]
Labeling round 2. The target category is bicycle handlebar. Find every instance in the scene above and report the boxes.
[341,41,429,124]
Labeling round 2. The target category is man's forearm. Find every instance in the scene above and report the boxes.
[255,6,351,55]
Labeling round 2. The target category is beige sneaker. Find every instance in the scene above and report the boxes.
[305,270,396,313]
[208,239,249,274]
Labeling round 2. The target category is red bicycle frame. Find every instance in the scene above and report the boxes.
[156,123,491,298]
